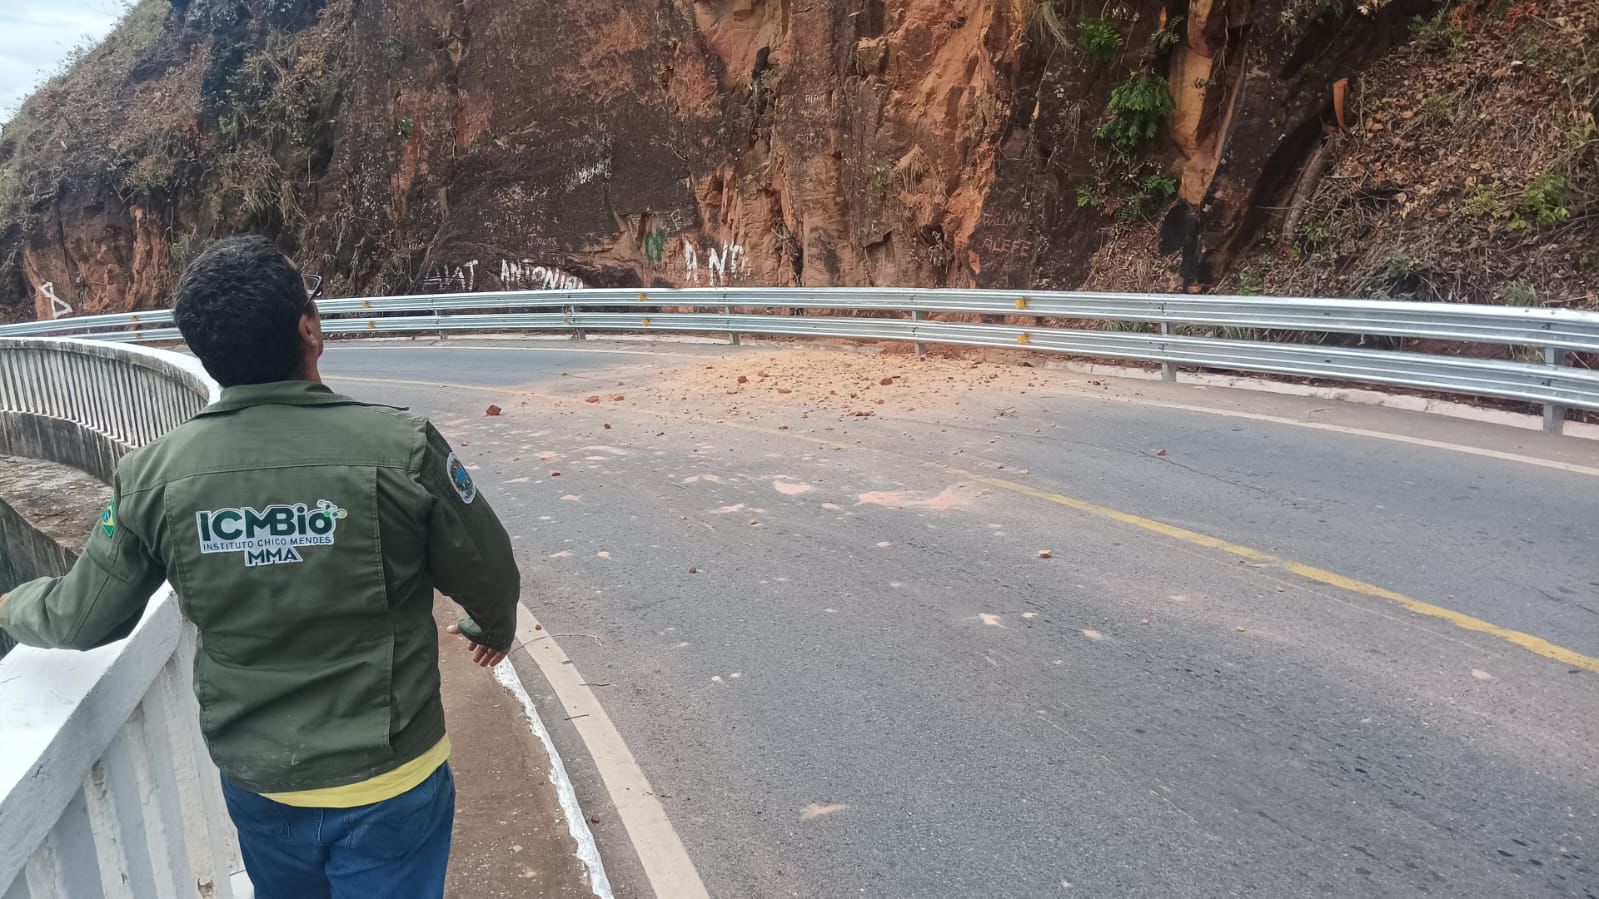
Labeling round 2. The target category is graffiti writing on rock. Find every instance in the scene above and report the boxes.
[40,282,72,319]
[421,260,480,293]
[644,229,669,264]
[682,240,749,287]
[501,260,586,291]
[419,259,586,293]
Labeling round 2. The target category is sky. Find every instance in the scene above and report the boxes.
[0,0,129,121]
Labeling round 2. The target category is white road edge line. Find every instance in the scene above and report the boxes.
[493,649,614,899]
[506,604,711,899]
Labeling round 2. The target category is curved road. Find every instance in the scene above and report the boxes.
[322,340,1599,899]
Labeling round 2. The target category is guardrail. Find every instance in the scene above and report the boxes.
[0,338,246,898]
[4,288,1595,433]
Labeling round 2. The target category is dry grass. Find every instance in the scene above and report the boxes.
[1223,0,1599,308]
[1013,0,1075,49]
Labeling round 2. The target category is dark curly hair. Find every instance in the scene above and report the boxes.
[173,235,309,387]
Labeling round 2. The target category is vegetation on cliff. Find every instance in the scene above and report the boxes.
[0,0,1592,324]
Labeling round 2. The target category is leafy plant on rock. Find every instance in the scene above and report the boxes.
[1153,16,1185,51]
[1097,73,1175,152]
[1509,173,1575,231]
[1078,20,1123,61]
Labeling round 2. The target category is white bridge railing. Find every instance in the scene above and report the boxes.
[0,339,245,899]
[3,287,1595,433]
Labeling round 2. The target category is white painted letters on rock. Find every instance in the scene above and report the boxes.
[501,260,585,291]
[681,239,749,287]
[421,260,479,293]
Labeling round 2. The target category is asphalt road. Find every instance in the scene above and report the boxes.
[322,340,1599,899]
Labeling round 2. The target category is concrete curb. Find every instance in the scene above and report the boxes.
[493,654,614,899]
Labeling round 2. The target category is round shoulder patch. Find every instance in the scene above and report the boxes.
[446,452,477,504]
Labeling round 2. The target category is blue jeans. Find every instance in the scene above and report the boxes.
[221,764,455,899]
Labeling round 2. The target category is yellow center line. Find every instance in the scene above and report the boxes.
[327,372,1599,674]
[944,467,1599,673]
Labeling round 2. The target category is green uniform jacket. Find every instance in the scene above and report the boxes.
[0,381,521,793]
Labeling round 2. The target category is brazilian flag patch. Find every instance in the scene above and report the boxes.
[99,499,116,539]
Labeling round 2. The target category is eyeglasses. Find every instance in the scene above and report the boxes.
[304,275,325,300]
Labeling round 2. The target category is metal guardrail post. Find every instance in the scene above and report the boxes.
[912,310,926,359]
[1159,323,1177,382]
[566,305,585,341]
[1544,346,1567,434]
[725,305,740,346]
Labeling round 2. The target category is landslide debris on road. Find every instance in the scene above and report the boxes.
[637,347,1060,424]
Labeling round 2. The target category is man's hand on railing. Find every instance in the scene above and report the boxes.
[446,621,508,668]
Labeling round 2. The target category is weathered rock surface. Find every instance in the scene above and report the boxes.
[0,0,1433,320]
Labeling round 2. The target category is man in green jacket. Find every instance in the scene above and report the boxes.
[0,235,521,898]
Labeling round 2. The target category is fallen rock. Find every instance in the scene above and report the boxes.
[585,396,602,404]
[1038,549,1054,559]
[485,404,503,416]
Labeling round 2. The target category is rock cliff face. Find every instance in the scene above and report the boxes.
[0,0,1590,322]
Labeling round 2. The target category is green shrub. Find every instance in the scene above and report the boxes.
[1236,268,1266,296]
[1378,251,1424,286]
[1462,186,1509,220]
[1153,16,1185,51]
[1078,20,1123,60]
[1142,173,1178,200]
[1097,74,1175,152]
[122,165,170,198]
[1278,0,1346,32]
[1300,214,1341,251]
[1500,280,1541,306]
[1114,172,1180,221]
[1416,92,1456,125]
[1509,173,1574,231]
[1413,9,1466,57]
